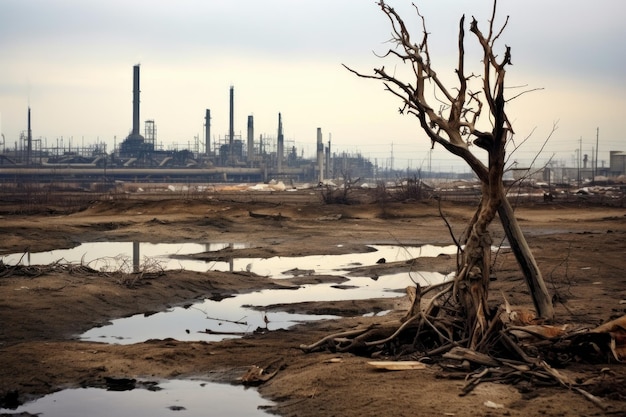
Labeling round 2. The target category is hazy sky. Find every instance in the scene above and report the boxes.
[1,0,624,171]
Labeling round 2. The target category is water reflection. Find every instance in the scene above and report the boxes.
[1,242,457,344]
[79,268,454,344]
[0,379,273,417]
[1,242,250,273]
[1,242,456,277]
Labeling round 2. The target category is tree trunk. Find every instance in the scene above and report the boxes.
[455,187,499,349]
[498,198,555,319]
[455,184,554,350]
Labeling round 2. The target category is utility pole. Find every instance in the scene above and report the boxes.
[593,127,600,182]
[429,148,432,175]
[578,137,582,187]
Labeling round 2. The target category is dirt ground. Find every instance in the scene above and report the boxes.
[1,190,625,416]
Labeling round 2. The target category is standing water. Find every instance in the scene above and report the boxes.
[2,242,457,343]
[0,379,274,417]
[0,242,457,415]
[1,242,456,276]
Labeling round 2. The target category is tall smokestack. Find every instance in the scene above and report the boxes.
[27,107,32,164]
[205,109,211,155]
[229,86,234,145]
[325,133,331,180]
[228,86,234,164]
[317,127,324,183]
[247,115,254,164]
[132,65,140,136]
[277,113,284,173]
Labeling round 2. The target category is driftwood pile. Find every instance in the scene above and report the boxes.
[0,256,165,288]
[0,259,98,278]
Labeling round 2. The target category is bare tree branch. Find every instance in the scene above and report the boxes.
[345,0,554,336]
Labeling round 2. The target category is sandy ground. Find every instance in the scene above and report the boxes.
[1,190,625,416]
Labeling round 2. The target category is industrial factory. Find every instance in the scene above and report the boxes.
[2,65,625,190]
[0,65,374,184]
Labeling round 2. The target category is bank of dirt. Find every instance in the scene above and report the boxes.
[1,193,625,416]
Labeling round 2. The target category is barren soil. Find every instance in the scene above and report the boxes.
[1,191,626,416]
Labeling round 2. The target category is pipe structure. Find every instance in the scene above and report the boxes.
[247,115,254,165]
[132,65,140,136]
[317,127,324,183]
[277,113,284,173]
[0,166,308,177]
[205,109,211,155]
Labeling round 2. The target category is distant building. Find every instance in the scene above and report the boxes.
[511,149,625,185]
[610,151,626,177]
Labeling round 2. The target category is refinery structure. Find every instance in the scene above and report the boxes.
[0,65,374,185]
[1,65,625,190]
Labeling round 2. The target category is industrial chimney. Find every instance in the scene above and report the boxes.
[317,127,324,183]
[27,107,32,164]
[325,134,331,180]
[119,64,146,157]
[277,113,284,173]
[228,85,235,145]
[247,115,254,165]
[132,64,141,137]
[229,86,234,163]
[205,109,211,155]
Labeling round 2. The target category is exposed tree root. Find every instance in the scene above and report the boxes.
[300,283,622,410]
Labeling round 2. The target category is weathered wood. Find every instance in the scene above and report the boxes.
[248,211,288,220]
[498,198,554,319]
[402,285,421,322]
[240,359,283,386]
[368,361,427,371]
[443,346,500,367]
[299,327,373,352]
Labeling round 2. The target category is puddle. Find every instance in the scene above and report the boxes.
[80,294,340,343]
[2,242,457,344]
[0,242,249,273]
[0,243,467,415]
[1,242,456,276]
[220,244,454,277]
[79,268,454,344]
[0,379,273,417]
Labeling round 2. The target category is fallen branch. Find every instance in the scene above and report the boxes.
[240,359,284,386]
[364,315,422,347]
[300,327,373,353]
[201,329,248,336]
[191,307,248,325]
[443,346,500,367]
[248,211,289,220]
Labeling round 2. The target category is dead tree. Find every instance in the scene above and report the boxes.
[343,1,553,347]
[300,7,625,402]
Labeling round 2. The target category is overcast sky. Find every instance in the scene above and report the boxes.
[1,0,624,171]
